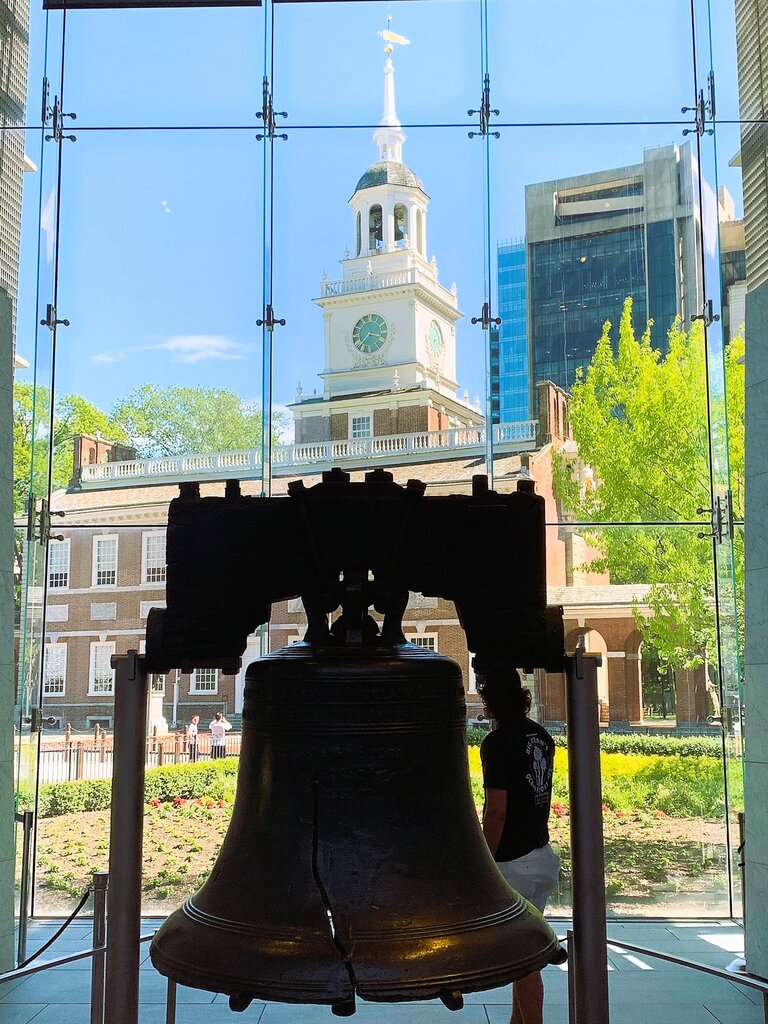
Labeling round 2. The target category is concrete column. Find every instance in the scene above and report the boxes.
[745,281,768,977]
[0,290,14,970]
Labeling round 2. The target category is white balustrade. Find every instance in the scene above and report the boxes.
[79,420,538,488]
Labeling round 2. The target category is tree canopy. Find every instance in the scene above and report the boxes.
[553,298,744,670]
[111,384,287,459]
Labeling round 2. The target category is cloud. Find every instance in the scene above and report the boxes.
[92,351,128,364]
[145,335,247,363]
[91,334,247,366]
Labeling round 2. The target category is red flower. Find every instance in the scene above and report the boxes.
[148,798,161,807]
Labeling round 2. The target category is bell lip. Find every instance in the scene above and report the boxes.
[149,946,353,1006]
[149,937,565,1006]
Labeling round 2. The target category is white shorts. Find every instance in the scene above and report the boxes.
[497,843,560,913]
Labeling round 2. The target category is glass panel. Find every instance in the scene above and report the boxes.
[692,0,745,916]
[273,0,482,128]
[487,0,696,125]
[270,126,487,469]
[487,124,714,523]
[542,523,730,917]
[64,8,263,129]
[14,11,65,917]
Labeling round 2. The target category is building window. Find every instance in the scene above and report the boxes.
[191,668,218,694]
[356,211,361,257]
[43,643,67,696]
[48,539,70,589]
[92,535,118,587]
[408,634,438,652]
[369,204,383,251]
[142,531,166,585]
[139,639,166,692]
[351,415,372,439]
[89,642,116,695]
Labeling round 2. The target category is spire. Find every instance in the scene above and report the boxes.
[374,17,408,163]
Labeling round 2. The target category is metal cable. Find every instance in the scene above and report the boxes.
[17,885,92,968]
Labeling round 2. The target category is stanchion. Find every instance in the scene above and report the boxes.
[565,640,610,1024]
[104,652,148,1024]
[90,870,108,1024]
[15,809,34,967]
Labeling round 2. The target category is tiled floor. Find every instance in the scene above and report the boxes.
[1,920,764,1024]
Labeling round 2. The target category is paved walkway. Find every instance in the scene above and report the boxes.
[1,919,763,1024]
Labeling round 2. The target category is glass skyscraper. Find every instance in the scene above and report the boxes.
[494,240,528,422]
[525,142,704,399]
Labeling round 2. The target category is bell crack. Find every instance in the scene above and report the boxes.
[312,778,359,1016]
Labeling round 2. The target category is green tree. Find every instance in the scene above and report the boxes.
[111,384,287,458]
[13,383,126,513]
[553,298,744,670]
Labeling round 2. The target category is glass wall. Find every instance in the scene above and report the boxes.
[11,0,745,919]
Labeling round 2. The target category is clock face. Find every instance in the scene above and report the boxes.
[352,313,388,354]
[427,320,444,358]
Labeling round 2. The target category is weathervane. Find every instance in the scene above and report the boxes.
[378,13,410,55]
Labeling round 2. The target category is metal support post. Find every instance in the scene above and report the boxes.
[565,641,610,1024]
[165,979,177,1024]
[90,871,108,1024]
[105,652,148,1024]
[15,809,34,966]
[566,928,576,1024]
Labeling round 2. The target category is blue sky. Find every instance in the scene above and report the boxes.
[16,0,743,434]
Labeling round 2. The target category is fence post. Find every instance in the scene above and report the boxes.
[104,651,148,1024]
[76,742,84,780]
[158,741,165,767]
[90,870,108,1024]
[99,730,107,763]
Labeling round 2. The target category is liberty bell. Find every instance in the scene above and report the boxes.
[147,469,567,1015]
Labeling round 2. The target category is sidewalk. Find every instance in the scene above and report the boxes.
[1,919,762,1024]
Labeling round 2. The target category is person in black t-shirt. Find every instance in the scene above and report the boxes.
[479,669,560,1024]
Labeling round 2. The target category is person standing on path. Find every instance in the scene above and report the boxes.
[209,712,231,759]
[478,669,560,1024]
[186,715,200,763]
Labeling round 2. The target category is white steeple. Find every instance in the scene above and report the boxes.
[373,18,408,163]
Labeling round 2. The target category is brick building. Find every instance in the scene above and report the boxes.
[34,391,716,734]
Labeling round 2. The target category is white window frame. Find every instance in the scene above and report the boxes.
[92,535,118,588]
[43,643,67,697]
[407,633,439,652]
[190,668,219,695]
[139,640,166,693]
[350,414,372,439]
[89,641,116,695]
[48,538,70,590]
[141,531,167,586]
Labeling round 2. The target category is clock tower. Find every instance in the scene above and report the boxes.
[290,28,482,445]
